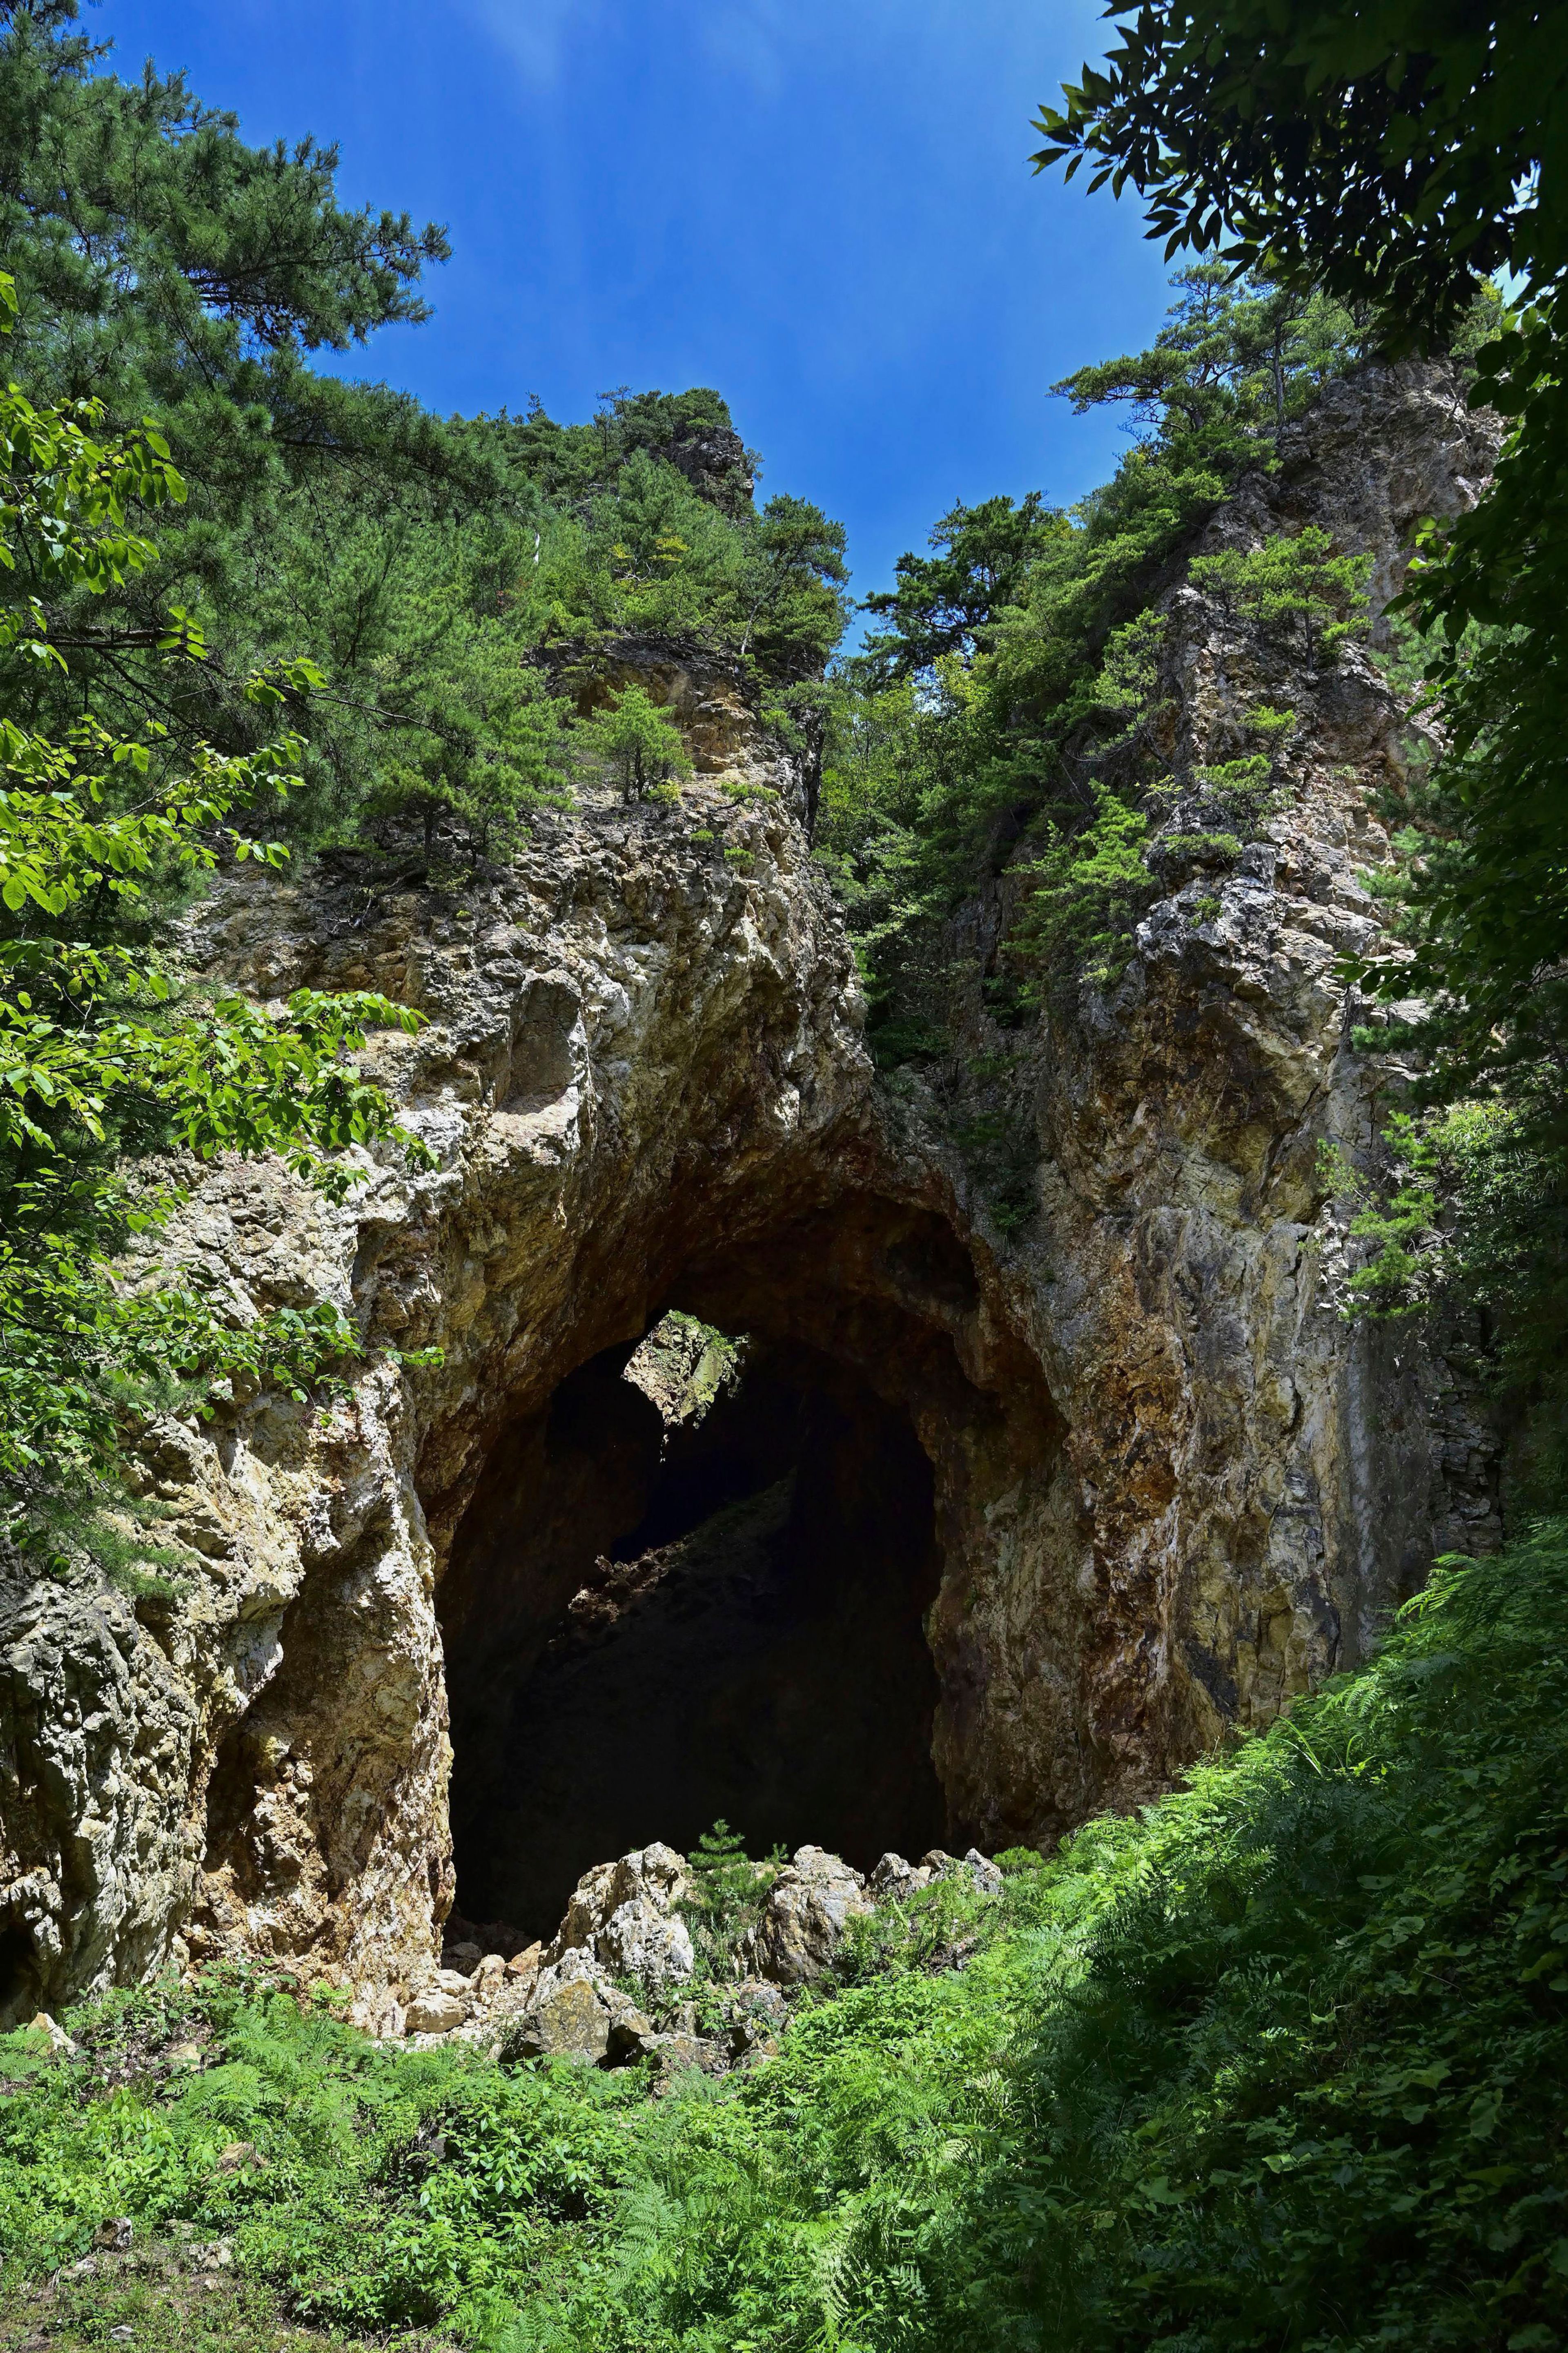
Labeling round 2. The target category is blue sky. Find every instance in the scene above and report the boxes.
[94,0,1174,609]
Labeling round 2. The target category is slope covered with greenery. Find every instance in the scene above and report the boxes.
[2,1523,1564,2352]
[815,262,1499,1059]
[0,3,848,859]
[0,0,848,1541]
[0,277,446,1545]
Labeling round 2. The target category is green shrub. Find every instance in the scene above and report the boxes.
[1009,784,1154,991]
[1187,526,1372,653]
[678,1820,784,1981]
[7,1532,1565,2350]
[577,684,693,802]
[979,1524,1568,2351]
[0,1972,641,2344]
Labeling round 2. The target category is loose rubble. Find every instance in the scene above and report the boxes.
[354,1837,1004,2079]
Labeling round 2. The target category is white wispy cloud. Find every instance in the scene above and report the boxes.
[460,0,608,91]
[460,0,1050,107]
[463,0,835,102]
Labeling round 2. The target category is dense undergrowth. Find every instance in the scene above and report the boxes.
[4,1524,1563,2352]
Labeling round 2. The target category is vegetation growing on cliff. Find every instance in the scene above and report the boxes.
[1036,0,1568,1077]
[0,270,439,1542]
[1037,0,1568,1493]
[0,0,848,1532]
[2,1524,1564,2351]
[0,9,1564,2353]
[815,262,1393,1058]
[827,0,1568,1519]
[0,3,848,855]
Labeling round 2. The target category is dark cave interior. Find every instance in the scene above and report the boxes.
[440,1320,947,1941]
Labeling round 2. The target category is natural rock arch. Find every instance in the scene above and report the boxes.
[0,361,1503,2024]
[434,1191,1073,1940]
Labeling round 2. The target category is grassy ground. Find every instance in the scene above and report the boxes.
[3,1527,1565,2351]
[0,2264,458,2353]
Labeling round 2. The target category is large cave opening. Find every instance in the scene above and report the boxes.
[440,1314,947,1940]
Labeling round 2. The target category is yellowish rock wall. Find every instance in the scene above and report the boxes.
[0,360,1501,2021]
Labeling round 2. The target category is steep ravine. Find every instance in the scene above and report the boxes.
[0,358,1502,2025]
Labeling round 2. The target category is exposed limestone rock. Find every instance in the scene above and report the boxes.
[963,1849,1004,1897]
[0,356,1505,2021]
[596,1902,696,1995]
[400,1839,878,2064]
[405,1988,466,2036]
[505,1966,615,2065]
[495,1940,713,2068]
[1229,356,1500,633]
[28,2010,78,2057]
[0,1579,198,2004]
[622,1313,741,1431]
[744,1847,873,1984]
[869,1853,928,1904]
[545,1842,696,1996]
[869,1849,1004,1905]
[562,637,811,818]
[897,357,1504,1848]
[346,1988,405,2040]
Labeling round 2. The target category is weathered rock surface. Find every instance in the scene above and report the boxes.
[388,1838,901,2070]
[404,1988,466,2036]
[562,636,812,818]
[743,1847,873,1984]
[869,1848,1003,1905]
[545,1841,696,1995]
[0,357,1505,2021]
[494,1939,702,2073]
[505,1961,616,2065]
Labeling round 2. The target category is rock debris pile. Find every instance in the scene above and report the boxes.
[350,1838,1003,2083]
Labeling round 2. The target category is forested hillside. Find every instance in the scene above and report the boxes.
[0,4,847,857]
[0,0,847,1540]
[817,263,1405,1044]
[2,2,1566,2350]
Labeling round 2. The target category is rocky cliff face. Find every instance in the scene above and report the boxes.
[0,360,1503,2025]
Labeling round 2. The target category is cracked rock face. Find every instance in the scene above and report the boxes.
[0,365,1504,2021]
[545,1842,696,1996]
[742,1848,873,1984]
